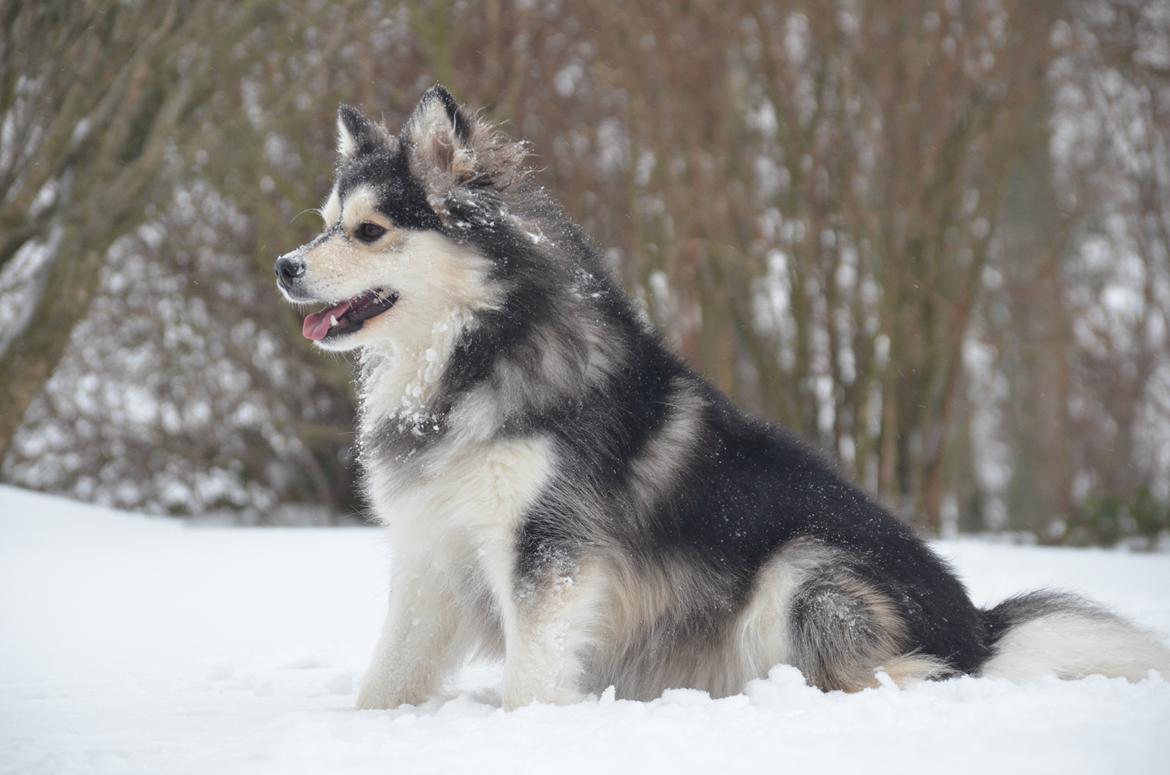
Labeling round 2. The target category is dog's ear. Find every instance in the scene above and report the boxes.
[336,104,388,161]
[401,85,479,188]
[401,85,528,203]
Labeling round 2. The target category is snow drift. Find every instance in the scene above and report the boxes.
[1,485,1169,775]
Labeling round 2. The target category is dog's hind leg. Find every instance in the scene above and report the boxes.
[787,571,934,691]
[356,557,471,709]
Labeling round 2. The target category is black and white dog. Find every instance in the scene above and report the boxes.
[275,86,1170,709]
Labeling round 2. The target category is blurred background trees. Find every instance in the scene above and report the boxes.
[1,0,1168,544]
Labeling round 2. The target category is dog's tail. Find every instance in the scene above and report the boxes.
[977,590,1170,682]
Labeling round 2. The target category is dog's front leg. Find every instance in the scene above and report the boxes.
[356,560,466,710]
[502,565,603,710]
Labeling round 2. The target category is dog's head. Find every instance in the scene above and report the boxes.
[275,85,524,352]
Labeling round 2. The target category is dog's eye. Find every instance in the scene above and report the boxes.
[355,222,387,243]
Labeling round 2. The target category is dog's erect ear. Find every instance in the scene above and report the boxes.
[337,104,388,161]
[401,85,479,187]
[399,85,527,204]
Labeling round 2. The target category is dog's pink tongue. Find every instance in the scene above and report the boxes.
[302,301,352,341]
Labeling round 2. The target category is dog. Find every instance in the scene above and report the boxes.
[275,85,1170,709]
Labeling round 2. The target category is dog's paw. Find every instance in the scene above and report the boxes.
[501,683,582,711]
[355,679,418,710]
[355,684,392,710]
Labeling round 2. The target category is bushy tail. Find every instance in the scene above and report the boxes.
[978,590,1170,682]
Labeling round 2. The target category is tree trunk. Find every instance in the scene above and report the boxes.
[0,239,106,467]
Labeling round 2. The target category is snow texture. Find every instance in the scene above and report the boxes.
[1,484,1169,774]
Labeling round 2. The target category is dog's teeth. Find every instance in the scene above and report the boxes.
[330,315,339,327]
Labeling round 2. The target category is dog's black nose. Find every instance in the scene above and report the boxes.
[275,255,305,284]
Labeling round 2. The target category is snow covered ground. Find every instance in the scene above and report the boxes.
[1,485,1169,775]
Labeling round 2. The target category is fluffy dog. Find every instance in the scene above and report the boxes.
[275,86,1170,709]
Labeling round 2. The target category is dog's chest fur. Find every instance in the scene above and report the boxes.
[362,399,555,610]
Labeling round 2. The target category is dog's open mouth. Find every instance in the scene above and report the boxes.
[301,289,398,341]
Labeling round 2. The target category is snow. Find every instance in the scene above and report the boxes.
[2,485,1169,775]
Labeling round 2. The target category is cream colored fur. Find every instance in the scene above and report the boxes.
[981,612,1170,683]
[357,435,555,709]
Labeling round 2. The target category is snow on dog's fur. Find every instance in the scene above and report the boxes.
[275,85,1170,709]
